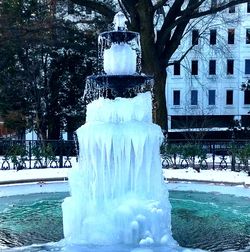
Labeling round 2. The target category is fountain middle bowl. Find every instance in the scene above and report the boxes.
[85,74,154,100]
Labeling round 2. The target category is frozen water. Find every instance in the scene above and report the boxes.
[86,92,152,123]
[113,11,127,31]
[103,43,137,75]
[61,26,201,249]
[62,92,177,246]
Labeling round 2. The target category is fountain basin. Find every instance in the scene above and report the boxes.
[0,182,249,252]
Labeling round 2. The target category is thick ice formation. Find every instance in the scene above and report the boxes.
[62,92,176,246]
[103,43,137,75]
[86,92,152,123]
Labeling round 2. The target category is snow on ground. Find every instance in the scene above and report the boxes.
[164,168,250,186]
[0,167,249,186]
[0,167,249,198]
[0,168,69,184]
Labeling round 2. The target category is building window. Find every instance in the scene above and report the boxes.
[173,90,180,105]
[191,60,198,75]
[208,90,216,105]
[210,30,216,45]
[244,90,250,104]
[247,2,250,13]
[228,29,235,44]
[173,62,180,75]
[246,29,250,44]
[211,0,217,8]
[209,60,216,75]
[245,59,250,74]
[191,90,198,105]
[226,90,233,105]
[192,29,199,45]
[227,59,234,75]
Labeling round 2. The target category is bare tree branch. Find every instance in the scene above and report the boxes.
[186,0,250,19]
[118,0,131,27]
[156,0,185,55]
[70,0,116,22]
[120,0,141,31]
[153,0,170,10]
[167,43,196,67]
[156,0,248,62]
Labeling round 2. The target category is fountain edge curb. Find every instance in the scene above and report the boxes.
[166,178,250,188]
[0,177,248,188]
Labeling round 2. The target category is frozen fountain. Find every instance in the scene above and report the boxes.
[62,12,180,250]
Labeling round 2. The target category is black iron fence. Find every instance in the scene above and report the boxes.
[0,138,250,175]
[161,139,250,175]
[0,139,77,170]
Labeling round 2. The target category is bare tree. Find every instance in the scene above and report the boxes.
[69,0,250,130]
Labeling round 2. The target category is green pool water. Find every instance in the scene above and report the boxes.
[0,190,249,252]
[170,191,250,251]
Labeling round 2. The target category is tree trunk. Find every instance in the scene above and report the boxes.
[132,1,168,131]
[152,69,168,131]
[140,34,168,130]
[35,115,47,141]
[48,115,61,140]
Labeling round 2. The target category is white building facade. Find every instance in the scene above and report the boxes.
[166,2,250,138]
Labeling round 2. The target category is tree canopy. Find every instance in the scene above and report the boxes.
[0,0,107,139]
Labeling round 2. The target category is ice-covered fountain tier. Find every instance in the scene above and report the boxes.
[62,12,177,248]
[84,29,154,101]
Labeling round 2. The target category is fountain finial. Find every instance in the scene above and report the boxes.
[113,11,127,31]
